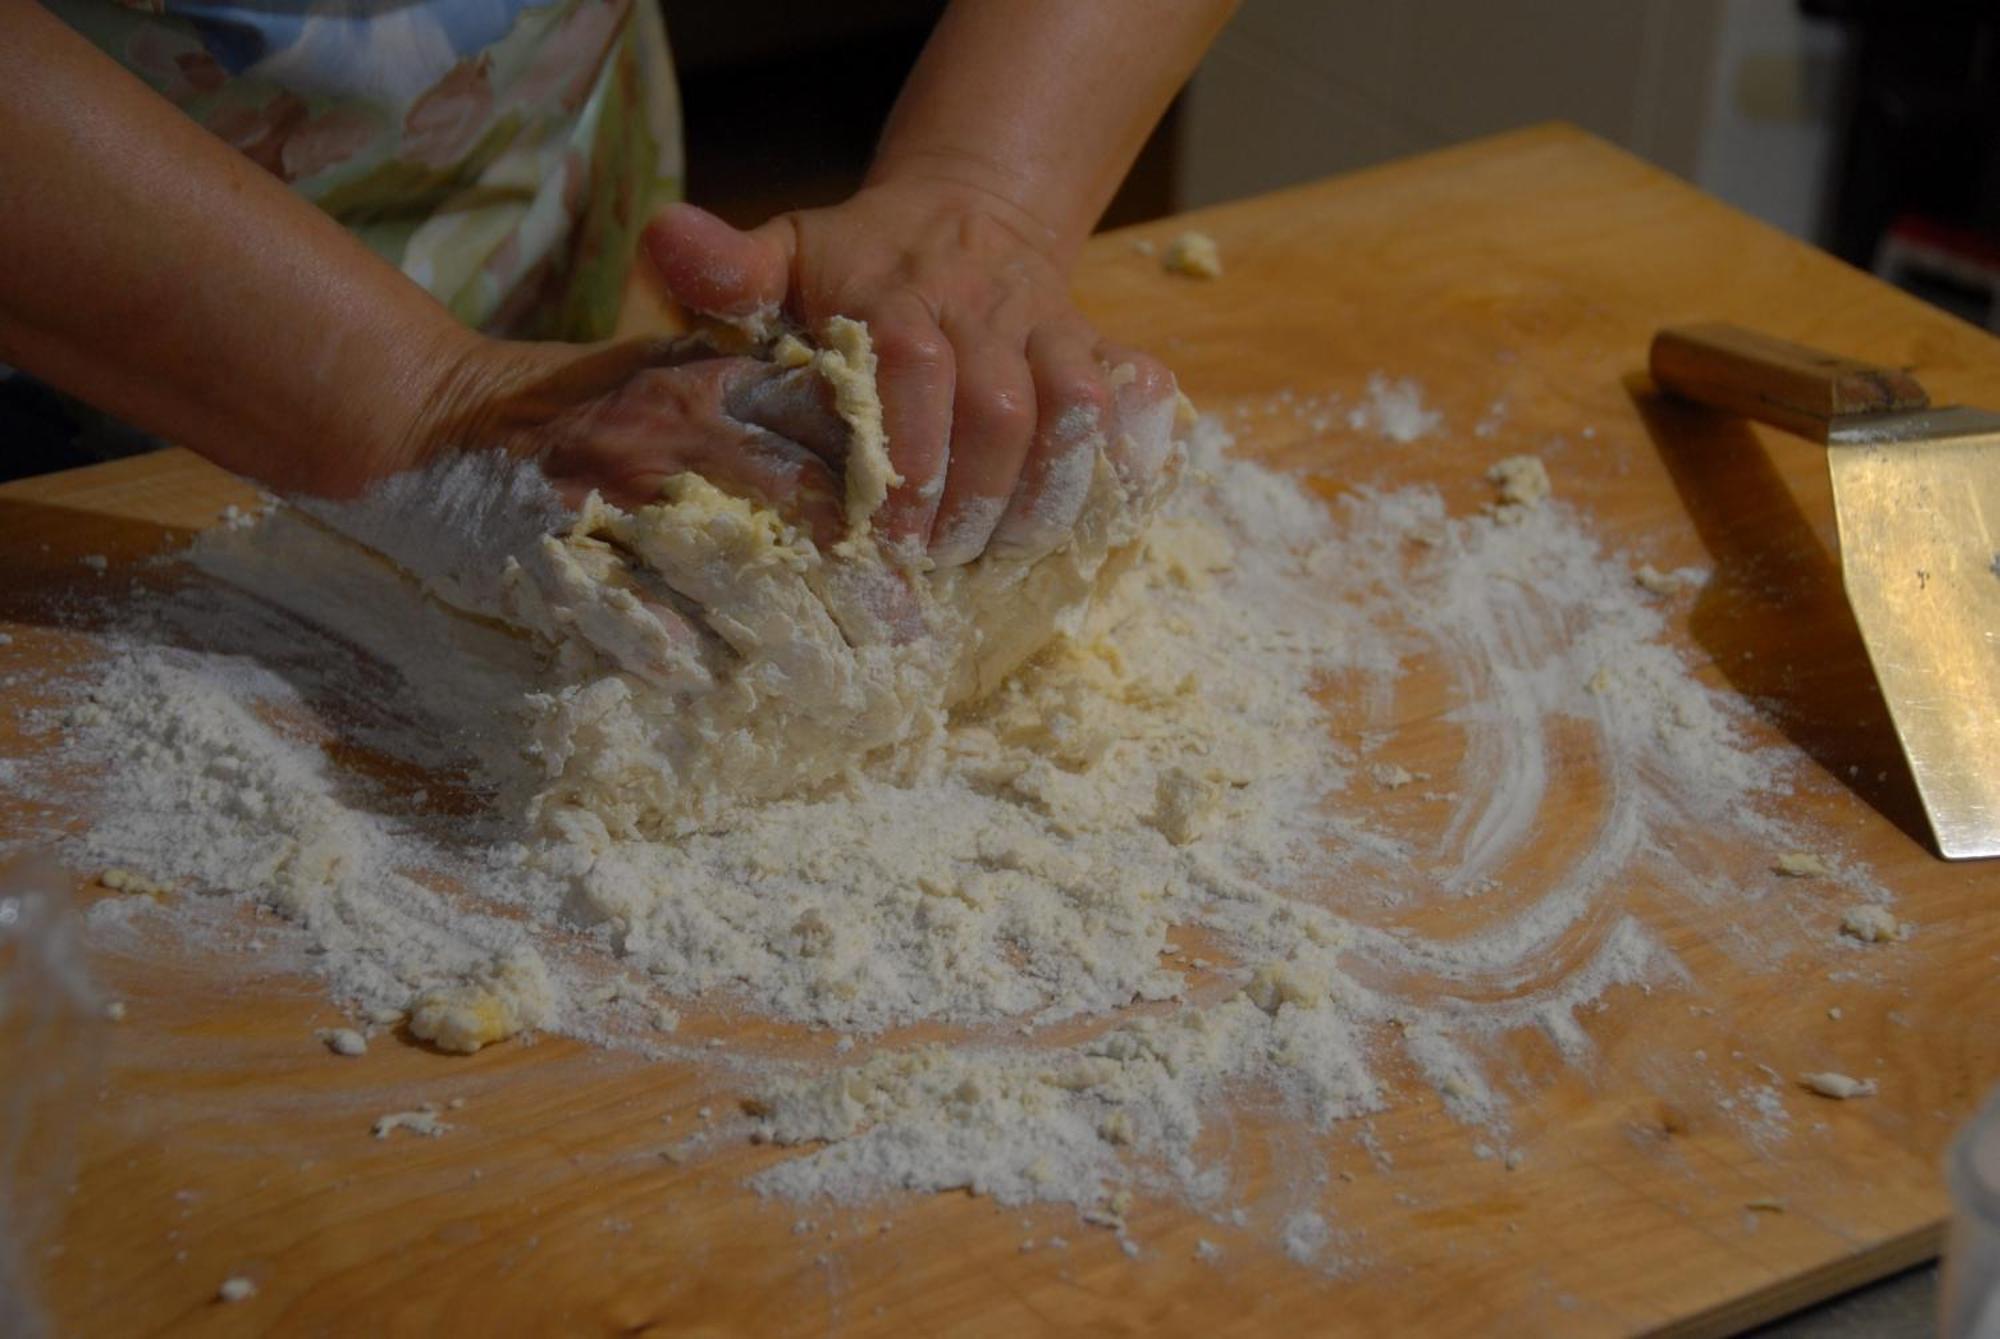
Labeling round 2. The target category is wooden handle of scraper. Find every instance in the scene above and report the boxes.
[1649,322,1929,442]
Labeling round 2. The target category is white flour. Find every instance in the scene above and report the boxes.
[1345,373,1442,443]
[6,393,1873,1255]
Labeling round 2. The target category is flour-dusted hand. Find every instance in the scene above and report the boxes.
[644,186,1180,566]
[633,0,1234,566]
[424,338,858,544]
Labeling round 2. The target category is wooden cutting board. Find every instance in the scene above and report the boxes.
[4,125,1998,1337]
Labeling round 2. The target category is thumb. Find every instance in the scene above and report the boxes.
[643,203,791,321]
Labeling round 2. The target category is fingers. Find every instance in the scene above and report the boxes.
[609,427,847,549]
[540,359,848,545]
[985,324,1111,562]
[643,204,791,323]
[925,313,1037,567]
[721,363,850,462]
[1094,341,1180,487]
[863,300,956,550]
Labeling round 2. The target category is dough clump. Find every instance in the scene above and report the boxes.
[1839,904,1904,943]
[407,948,555,1054]
[1487,454,1551,520]
[495,319,1186,838]
[1163,231,1223,279]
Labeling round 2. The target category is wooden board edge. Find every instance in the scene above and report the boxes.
[1652,1220,1943,1339]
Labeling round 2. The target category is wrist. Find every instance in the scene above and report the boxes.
[863,147,1085,268]
[378,329,565,481]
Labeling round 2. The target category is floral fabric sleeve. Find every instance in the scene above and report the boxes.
[52,0,684,341]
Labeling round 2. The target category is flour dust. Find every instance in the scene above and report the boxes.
[1,398,1883,1262]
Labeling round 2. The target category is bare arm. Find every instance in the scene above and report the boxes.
[871,0,1237,268]
[0,0,859,526]
[0,0,497,493]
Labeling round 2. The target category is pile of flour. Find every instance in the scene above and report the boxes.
[12,386,1876,1243]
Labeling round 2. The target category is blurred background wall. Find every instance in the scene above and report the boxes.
[669,0,2000,328]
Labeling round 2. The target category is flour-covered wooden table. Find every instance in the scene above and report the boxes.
[3,126,1996,1337]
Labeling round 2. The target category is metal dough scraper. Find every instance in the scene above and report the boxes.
[1651,321,2000,860]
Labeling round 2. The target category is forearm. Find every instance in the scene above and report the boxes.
[869,0,1238,266]
[0,0,493,493]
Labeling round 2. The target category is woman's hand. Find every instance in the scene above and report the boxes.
[642,180,1180,567]
[634,0,1238,566]
[407,337,858,543]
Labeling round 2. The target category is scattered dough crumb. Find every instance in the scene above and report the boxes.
[1800,1071,1876,1100]
[104,1000,128,1022]
[1487,455,1551,520]
[98,866,171,898]
[1162,231,1223,279]
[316,1027,367,1057]
[407,948,554,1054]
[1195,1238,1223,1263]
[1840,905,1904,943]
[1370,762,1426,790]
[1634,564,1691,596]
[1131,238,1157,257]
[1099,1109,1136,1146]
[80,554,109,572]
[1774,852,1832,879]
[216,1276,256,1303]
[1243,961,1326,1015]
[1827,1006,1843,1021]
[1151,766,1224,845]
[372,1107,450,1139]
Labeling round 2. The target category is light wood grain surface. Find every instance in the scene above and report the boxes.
[3,125,1998,1337]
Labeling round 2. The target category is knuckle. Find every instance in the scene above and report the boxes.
[1050,367,1110,422]
[874,319,951,373]
[960,379,1035,444]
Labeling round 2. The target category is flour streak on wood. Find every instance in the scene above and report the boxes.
[5,127,1997,1336]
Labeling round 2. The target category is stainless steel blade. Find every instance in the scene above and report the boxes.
[1828,404,2000,447]
[1829,421,2000,858]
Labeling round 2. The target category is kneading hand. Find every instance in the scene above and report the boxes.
[643,179,1181,567]
[427,339,860,546]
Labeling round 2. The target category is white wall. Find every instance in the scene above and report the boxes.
[1178,0,1846,242]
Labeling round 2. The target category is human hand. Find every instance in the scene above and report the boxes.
[407,337,858,545]
[388,336,932,674]
[642,176,1182,566]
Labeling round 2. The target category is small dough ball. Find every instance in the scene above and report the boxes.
[1163,231,1223,279]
